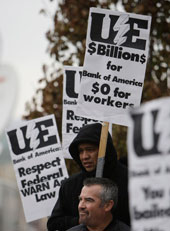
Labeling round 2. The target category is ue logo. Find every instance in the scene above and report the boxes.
[7,118,57,155]
[90,12,149,50]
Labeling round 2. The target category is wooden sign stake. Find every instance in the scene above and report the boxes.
[96,121,109,177]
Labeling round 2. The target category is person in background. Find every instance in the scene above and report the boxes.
[66,177,130,231]
[47,123,130,231]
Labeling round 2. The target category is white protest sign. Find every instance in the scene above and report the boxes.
[6,114,68,222]
[128,97,170,231]
[77,8,151,126]
[62,66,99,158]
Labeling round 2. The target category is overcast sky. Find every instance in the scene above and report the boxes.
[0,0,56,121]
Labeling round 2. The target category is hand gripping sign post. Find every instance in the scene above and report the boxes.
[76,8,151,126]
[76,8,151,177]
[128,97,170,231]
[6,114,68,222]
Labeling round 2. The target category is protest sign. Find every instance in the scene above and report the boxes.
[6,114,68,222]
[62,66,99,158]
[76,8,151,126]
[128,97,170,231]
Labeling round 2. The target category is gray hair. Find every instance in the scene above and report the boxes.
[83,177,118,211]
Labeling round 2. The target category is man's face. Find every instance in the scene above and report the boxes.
[78,185,107,228]
[78,143,99,172]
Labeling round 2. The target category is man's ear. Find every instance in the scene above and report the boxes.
[104,200,114,212]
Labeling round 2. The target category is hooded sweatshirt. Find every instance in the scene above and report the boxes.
[47,123,130,231]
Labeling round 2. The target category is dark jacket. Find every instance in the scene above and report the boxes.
[47,123,130,231]
[66,219,130,231]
